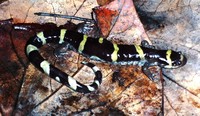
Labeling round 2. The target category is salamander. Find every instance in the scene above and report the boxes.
[25,29,187,93]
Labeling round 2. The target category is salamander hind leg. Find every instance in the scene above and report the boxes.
[54,43,73,58]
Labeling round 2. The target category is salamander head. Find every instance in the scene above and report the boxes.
[158,50,187,69]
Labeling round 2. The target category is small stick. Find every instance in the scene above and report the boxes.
[34,12,95,23]
[160,69,165,116]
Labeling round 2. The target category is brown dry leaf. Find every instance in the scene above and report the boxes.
[97,0,114,6]
[93,8,119,37]
[94,0,151,44]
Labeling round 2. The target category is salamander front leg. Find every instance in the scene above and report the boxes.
[142,62,155,81]
[141,40,155,49]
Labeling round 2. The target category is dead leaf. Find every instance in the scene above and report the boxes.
[94,0,151,44]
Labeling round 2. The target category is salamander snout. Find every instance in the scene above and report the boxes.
[171,52,187,68]
[159,50,187,69]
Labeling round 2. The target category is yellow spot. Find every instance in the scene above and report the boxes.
[135,45,145,60]
[98,37,104,44]
[166,50,172,67]
[78,35,88,53]
[55,76,60,82]
[95,80,100,86]
[40,60,50,75]
[180,54,184,62]
[26,44,38,55]
[37,32,46,45]
[87,86,95,91]
[111,43,119,62]
[68,76,77,90]
[59,29,67,44]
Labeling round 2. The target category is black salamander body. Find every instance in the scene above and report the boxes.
[25,29,187,93]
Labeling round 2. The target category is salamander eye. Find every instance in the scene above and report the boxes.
[177,61,182,65]
[173,60,182,66]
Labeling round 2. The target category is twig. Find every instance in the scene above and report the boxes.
[34,12,95,23]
